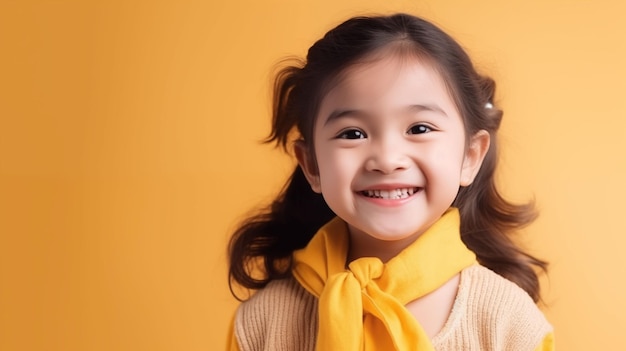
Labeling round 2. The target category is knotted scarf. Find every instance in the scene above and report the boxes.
[292,208,476,350]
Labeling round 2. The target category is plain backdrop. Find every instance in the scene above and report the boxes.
[1,0,625,350]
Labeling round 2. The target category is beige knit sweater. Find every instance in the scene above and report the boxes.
[232,265,553,351]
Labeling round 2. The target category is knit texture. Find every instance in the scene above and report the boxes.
[234,276,318,351]
[232,265,553,351]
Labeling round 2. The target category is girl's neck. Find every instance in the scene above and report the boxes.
[346,228,423,264]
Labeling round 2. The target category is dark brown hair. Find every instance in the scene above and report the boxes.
[228,13,547,302]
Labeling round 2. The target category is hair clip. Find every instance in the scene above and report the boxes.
[485,102,493,109]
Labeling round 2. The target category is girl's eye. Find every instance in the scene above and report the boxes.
[338,129,367,139]
[408,124,432,134]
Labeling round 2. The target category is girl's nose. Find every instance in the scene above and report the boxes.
[364,139,411,174]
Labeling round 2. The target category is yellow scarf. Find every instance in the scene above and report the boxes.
[292,208,476,350]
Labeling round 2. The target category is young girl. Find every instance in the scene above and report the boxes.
[227,13,554,351]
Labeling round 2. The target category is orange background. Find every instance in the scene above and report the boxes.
[1,1,625,350]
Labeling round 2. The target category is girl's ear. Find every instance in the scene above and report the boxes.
[460,130,490,186]
[294,140,322,193]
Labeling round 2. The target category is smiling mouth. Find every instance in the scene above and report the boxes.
[360,187,420,200]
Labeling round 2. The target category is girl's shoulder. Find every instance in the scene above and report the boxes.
[458,264,548,319]
[233,276,318,351]
[432,264,553,350]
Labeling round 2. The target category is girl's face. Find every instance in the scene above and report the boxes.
[296,54,489,260]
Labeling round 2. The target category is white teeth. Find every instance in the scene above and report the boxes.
[363,188,417,199]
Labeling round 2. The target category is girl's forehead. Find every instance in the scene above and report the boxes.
[320,54,452,109]
[348,56,437,83]
[330,44,441,85]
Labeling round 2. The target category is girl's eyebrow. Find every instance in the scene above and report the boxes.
[323,104,448,126]
[323,109,363,126]
[407,104,448,117]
